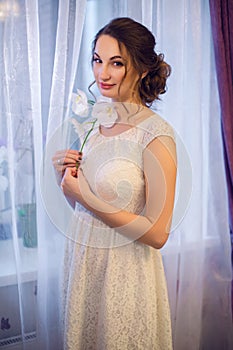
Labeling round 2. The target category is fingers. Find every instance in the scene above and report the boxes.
[52,150,82,172]
[60,167,78,195]
[71,167,78,178]
[52,150,82,167]
[52,150,82,184]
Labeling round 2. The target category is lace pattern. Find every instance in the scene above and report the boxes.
[62,113,174,349]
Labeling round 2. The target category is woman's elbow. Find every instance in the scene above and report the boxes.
[138,229,170,249]
[151,233,169,249]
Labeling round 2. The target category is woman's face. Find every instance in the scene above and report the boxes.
[93,35,140,103]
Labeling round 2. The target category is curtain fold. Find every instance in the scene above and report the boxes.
[143,1,233,348]
[0,1,39,348]
[25,1,43,346]
[209,0,233,233]
[46,0,87,139]
[142,0,153,30]
[37,1,87,349]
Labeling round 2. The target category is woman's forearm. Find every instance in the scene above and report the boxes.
[76,189,171,249]
[61,136,177,249]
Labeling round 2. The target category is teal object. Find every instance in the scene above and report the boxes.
[18,203,37,248]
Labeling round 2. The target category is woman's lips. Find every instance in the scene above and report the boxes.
[99,82,115,90]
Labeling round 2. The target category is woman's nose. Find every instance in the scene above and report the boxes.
[99,65,110,81]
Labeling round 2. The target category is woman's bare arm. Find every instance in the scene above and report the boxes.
[61,136,177,249]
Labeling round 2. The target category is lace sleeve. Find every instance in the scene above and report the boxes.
[140,115,176,149]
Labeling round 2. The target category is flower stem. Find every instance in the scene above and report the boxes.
[88,99,95,106]
[76,119,97,169]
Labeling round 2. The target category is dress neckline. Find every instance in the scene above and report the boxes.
[98,113,156,139]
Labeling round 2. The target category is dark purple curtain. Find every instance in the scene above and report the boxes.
[209,0,233,233]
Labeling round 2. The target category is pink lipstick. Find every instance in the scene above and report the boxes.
[99,83,115,90]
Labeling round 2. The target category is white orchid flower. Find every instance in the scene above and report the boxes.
[71,89,89,117]
[70,90,117,160]
[70,117,97,153]
[71,116,97,134]
[92,101,118,128]
[70,118,83,135]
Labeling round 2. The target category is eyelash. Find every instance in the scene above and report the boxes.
[93,58,124,67]
[93,58,101,63]
[113,61,124,67]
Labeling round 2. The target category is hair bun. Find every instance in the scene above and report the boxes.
[140,53,171,104]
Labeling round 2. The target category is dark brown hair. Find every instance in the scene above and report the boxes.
[91,17,171,107]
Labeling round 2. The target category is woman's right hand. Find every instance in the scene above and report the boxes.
[52,149,82,184]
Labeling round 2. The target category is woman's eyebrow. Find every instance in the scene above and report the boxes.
[93,52,123,61]
[110,55,123,60]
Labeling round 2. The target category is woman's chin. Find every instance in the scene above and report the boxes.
[100,91,115,100]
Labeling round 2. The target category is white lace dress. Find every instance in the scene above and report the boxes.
[62,113,175,350]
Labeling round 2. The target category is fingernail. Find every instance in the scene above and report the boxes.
[78,156,82,160]
[78,151,82,155]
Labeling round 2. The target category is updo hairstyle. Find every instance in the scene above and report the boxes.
[91,17,171,107]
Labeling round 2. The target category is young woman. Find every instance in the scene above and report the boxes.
[53,17,176,350]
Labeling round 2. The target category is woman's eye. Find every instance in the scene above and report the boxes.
[113,61,124,67]
[93,58,102,64]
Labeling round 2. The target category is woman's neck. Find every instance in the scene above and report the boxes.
[99,102,151,137]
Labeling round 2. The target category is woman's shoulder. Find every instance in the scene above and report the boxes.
[138,111,176,148]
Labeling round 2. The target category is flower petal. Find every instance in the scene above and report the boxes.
[71,90,89,117]
[92,102,118,128]
[70,118,83,135]
[76,89,88,103]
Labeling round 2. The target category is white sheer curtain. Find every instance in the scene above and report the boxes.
[141,1,232,348]
[0,0,232,349]
[0,1,40,349]
[37,0,87,349]
[150,1,233,349]
[0,0,86,349]
[76,0,233,349]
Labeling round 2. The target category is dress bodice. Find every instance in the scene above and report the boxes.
[81,113,175,214]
